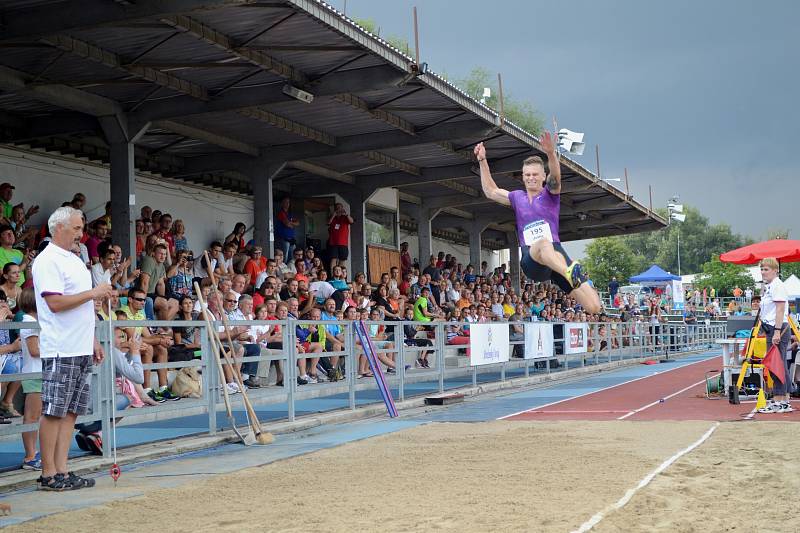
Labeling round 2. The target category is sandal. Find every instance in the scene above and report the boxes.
[67,471,95,489]
[38,473,72,492]
[0,403,21,418]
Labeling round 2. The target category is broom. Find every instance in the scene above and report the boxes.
[203,252,273,445]
[194,282,255,445]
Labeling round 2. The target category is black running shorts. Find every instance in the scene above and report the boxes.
[520,243,573,293]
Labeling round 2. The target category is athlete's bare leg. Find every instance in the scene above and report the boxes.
[529,240,602,314]
[529,240,569,273]
[571,284,602,314]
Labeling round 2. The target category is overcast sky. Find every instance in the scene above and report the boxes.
[334,0,798,258]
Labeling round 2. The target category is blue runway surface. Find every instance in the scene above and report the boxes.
[0,350,719,527]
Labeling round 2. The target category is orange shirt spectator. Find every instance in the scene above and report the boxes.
[243,247,267,286]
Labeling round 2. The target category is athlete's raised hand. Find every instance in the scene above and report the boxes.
[540,131,557,154]
[473,142,487,161]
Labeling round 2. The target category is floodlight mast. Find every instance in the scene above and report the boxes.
[668,195,683,275]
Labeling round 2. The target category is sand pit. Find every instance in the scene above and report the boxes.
[594,421,800,533]
[7,420,719,533]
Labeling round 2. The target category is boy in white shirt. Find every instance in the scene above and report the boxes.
[758,257,792,413]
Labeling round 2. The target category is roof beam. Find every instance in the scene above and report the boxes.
[288,161,353,184]
[130,64,407,123]
[160,14,308,85]
[151,120,260,156]
[180,119,492,174]
[246,44,363,52]
[568,195,628,212]
[355,154,522,189]
[560,222,661,242]
[0,0,258,42]
[359,151,419,175]
[333,93,415,135]
[422,194,492,210]
[43,34,209,101]
[0,64,123,117]
[236,107,335,145]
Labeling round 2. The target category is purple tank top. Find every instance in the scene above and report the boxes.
[509,188,561,245]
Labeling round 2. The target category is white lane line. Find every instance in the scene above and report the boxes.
[498,355,719,420]
[617,378,708,420]
[743,406,759,420]
[572,422,720,533]
[521,410,633,415]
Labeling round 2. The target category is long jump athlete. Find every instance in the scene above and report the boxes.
[475,133,602,314]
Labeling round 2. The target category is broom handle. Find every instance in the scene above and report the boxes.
[203,252,264,434]
[194,282,233,418]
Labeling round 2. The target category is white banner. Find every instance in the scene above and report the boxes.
[564,322,589,354]
[469,323,510,366]
[524,323,554,360]
[672,280,684,310]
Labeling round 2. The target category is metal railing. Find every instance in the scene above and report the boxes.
[0,319,725,460]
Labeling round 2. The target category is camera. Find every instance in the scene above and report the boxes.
[185,255,194,262]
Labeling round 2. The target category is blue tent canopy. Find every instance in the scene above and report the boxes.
[629,265,681,283]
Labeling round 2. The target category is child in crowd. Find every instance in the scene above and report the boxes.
[0,289,22,420]
[18,288,40,469]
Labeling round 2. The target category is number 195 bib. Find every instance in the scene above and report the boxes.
[522,220,553,245]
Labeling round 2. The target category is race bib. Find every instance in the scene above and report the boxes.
[522,220,553,245]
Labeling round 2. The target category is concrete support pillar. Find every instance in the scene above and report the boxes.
[340,189,367,276]
[409,203,440,267]
[109,141,136,266]
[506,231,521,293]
[468,219,491,269]
[102,115,148,268]
[251,163,284,257]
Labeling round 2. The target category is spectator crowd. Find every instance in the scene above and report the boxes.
[0,186,788,473]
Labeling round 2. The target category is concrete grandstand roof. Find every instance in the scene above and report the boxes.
[0,0,666,245]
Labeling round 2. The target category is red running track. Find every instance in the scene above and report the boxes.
[505,356,800,422]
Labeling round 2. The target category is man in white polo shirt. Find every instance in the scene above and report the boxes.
[757,257,792,414]
[33,206,112,491]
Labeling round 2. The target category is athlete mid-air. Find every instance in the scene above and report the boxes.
[475,132,602,314]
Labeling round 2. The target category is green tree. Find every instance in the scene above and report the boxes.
[693,257,754,296]
[454,67,543,134]
[583,237,648,292]
[617,205,746,275]
[781,262,800,281]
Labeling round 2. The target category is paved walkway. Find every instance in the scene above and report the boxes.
[0,350,719,527]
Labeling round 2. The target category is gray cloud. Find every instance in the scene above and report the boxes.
[338,0,799,258]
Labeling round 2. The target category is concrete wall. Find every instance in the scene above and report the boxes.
[0,145,253,254]
[0,145,509,271]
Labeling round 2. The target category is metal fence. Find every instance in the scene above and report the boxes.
[0,319,725,458]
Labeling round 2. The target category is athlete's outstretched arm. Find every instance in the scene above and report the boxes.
[474,142,511,206]
[541,131,561,194]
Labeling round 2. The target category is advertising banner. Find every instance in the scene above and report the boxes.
[524,323,554,360]
[672,280,684,310]
[469,323,510,366]
[564,322,589,354]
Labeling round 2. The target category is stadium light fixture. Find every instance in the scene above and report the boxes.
[557,128,585,156]
[668,195,684,275]
[480,87,491,104]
